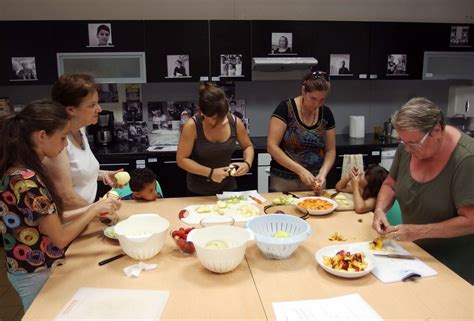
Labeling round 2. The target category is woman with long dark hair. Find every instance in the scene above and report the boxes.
[0,100,119,312]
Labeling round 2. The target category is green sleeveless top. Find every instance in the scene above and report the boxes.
[391,132,474,283]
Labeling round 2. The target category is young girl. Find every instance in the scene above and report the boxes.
[0,100,120,312]
[335,164,388,214]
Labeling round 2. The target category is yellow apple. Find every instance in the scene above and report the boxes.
[114,172,130,185]
[273,231,289,238]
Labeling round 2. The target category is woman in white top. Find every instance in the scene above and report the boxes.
[44,74,123,211]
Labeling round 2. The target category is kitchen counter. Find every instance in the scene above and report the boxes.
[92,134,399,156]
[23,194,472,321]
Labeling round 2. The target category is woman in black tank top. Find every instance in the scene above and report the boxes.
[176,83,254,196]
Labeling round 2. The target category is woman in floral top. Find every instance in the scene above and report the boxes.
[0,100,120,312]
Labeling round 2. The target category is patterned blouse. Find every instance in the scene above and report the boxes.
[0,168,65,274]
[270,98,336,179]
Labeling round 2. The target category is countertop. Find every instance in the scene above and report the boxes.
[92,134,399,157]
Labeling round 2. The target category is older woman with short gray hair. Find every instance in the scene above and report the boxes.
[372,97,474,284]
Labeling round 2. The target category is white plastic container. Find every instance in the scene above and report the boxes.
[186,226,253,273]
[114,214,170,260]
[246,214,312,259]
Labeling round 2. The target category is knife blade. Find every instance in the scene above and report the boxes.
[282,191,300,199]
[374,253,416,260]
[329,191,340,199]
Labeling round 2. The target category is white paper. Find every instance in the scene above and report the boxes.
[273,293,382,321]
[54,287,169,321]
[349,241,438,283]
[124,261,158,278]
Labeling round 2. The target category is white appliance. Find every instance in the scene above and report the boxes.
[257,153,271,193]
[447,85,474,117]
[380,148,397,171]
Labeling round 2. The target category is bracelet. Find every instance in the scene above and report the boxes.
[207,168,214,182]
[243,160,251,170]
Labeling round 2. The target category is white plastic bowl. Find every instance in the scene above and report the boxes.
[246,214,312,259]
[315,244,376,278]
[114,214,170,260]
[296,197,338,215]
[186,226,253,273]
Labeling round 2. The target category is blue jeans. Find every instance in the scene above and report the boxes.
[7,269,51,312]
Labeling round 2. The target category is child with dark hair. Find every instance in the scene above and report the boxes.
[335,164,388,214]
[116,168,163,201]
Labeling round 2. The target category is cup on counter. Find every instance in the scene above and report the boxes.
[373,126,382,140]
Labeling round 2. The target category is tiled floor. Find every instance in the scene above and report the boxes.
[0,249,24,321]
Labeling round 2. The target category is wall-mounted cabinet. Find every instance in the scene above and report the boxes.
[422,23,473,52]
[251,20,315,57]
[314,21,371,80]
[368,22,425,80]
[144,20,209,83]
[0,21,57,85]
[52,20,145,52]
[210,20,252,81]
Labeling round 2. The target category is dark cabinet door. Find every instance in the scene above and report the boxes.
[210,20,251,81]
[422,23,474,51]
[369,22,425,80]
[314,21,371,80]
[52,20,145,52]
[0,21,57,85]
[156,159,188,198]
[145,20,209,83]
[251,20,314,57]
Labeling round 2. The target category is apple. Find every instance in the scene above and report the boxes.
[273,231,290,238]
[114,172,130,185]
[104,190,120,200]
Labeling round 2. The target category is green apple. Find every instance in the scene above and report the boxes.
[114,172,130,185]
[273,231,290,238]
[105,190,120,200]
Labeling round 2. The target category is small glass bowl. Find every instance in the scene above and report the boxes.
[170,228,196,255]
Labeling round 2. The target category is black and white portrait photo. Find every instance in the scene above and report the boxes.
[166,55,191,78]
[229,100,246,119]
[220,54,243,77]
[87,23,113,47]
[126,121,148,145]
[270,32,294,55]
[330,54,352,76]
[114,123,130,143]
[11,57,37,81]
[387,54,408,75]
[98,84,118,103]
[148,102,169,130]
[122,101,143,122]
[450,25,471,47]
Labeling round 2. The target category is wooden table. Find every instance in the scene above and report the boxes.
[23,194,473,321]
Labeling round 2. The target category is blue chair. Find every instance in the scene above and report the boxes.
[386,200,402,226]
[112,180,164,199]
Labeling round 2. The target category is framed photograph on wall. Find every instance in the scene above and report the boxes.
[270,32,296,55]
[450,25,471,47]
[148,101,169,130]
[10,57,38,81]
[166,55,191,78]
[220,54,244,77]
[330,54,352,76]
[87,23,114,47]
[386,54,408,76]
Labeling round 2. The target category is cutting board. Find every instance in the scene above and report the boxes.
[54,288,169,321]
[321,189,354,211]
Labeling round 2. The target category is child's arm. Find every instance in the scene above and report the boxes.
[335,174,353,193]
[351,172,376,214]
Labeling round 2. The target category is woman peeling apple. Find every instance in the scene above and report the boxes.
[177,82,254,196]
[43,74,124,214]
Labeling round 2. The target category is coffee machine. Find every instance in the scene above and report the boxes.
[96,110,114,145]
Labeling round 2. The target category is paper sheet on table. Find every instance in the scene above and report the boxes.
[349,241,438,283]
[54,287,169,321]
[273,293,382,321]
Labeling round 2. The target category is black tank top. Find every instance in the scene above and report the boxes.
[186,113,238,195]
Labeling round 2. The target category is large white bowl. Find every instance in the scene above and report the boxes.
[315,244,376,278]
[246,214,312,259]
[114,214,170,260]
[186,226,253,274]
[296,197,338,215]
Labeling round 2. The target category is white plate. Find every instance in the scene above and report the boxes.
[315,244,376,278]
[296,196,338,215]
[103,226,118,240]
[179,202,262,224]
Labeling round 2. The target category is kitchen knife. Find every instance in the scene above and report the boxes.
[329,191,340,199]
[282,191,300,199]
[373,253,416,260]
[98,253,126,266]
